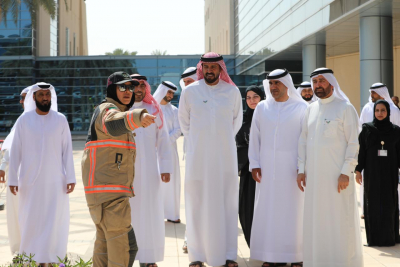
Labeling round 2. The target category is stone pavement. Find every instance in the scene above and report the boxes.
[0,137,399,266]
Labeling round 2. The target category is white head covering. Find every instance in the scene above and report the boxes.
[262,69,306,103]
[297,81,318,103]
[20,86,30,95]
[153,81,178,104]
[310,68,350,102]
[24,82,58,113]
[180,67,198,90]
[368,83,396,105]
[2,82,58,151]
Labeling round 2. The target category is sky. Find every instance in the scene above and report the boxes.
[85,0,205,56]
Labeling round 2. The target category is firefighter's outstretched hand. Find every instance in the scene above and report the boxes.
[141,113,156,128]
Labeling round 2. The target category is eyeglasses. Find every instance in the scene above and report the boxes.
[20,95,26,101]
[118,84,135,93]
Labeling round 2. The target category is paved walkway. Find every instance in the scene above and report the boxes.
[0,137,399,266]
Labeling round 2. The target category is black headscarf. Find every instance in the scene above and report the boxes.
[243,85,265,124]
[372,100,393,132]
[104,84,135,110]
[236,85,265,162]
[362,99,395,151]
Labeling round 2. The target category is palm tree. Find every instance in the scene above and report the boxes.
[0,0,69,27]
[151,49,168,56]
[105,48,138,56]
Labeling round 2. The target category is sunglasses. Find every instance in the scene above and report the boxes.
[118,84,135,93]
[20,95,26,101]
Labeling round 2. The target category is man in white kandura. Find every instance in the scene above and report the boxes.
[8,82,76,264]
[178,52,243,267]
[358,82,400,218]
[129,74,172,267]
[297,68,363,267]
[153,81,182,223]
[297,81,317,104]
[0,86,30,255]
[179,66,198,254]
[249,69,307,267]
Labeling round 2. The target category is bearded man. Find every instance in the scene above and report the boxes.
[178,52,243,267]
[8,82,76,264]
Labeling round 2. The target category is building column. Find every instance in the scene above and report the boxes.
[360,15,393,108]
[302,44,326,81]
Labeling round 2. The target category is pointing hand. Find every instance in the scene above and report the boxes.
[140,113,156,128]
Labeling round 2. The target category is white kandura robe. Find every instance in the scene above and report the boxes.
[0,149,21,254]
[178,79,243,266]
[248,98,307,263]
[160,103,182,221]
[129,101,172,263]
[8,110,76,263]
[359,102,400,212]
[298,95,363,267]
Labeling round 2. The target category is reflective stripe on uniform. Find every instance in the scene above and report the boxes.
[102,109,118,134]
[85,139,136,150]
[127,111,139,130]
[84,185,134,194]
[88,148,96,186]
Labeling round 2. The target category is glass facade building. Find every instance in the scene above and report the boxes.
[0,2,34,57]
[0,55,261,133]
[234,0,370,75]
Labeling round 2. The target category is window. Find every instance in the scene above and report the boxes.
[226,30,228,54]
[65,27,69,56]
[73,33,76,56]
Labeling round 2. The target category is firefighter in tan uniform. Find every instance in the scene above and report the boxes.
[82,72,156,267]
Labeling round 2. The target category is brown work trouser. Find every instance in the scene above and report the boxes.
[90,197,138,267]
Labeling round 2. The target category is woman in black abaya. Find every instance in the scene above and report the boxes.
[356,99,400,246]
[236,85,265,247]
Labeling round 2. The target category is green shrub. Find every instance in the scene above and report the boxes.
[1,253,92,267]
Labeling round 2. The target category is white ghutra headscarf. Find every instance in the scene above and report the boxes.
[310,68,350,102]
[180,67,197,90]
[297,81,318,103]
[368,83,395,105]
[153,81,178,104]
[2,82,58,151]
[262,69,307,104]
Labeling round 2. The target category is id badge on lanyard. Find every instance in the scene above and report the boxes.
[378,141,387,157]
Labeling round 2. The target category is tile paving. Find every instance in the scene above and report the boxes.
[0,137,399,266]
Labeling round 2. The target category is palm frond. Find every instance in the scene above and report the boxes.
[24,0,37,28]
[0,0,12,27]
[0,0,68,27]
[36,0,56,19]
[10,0,21,26]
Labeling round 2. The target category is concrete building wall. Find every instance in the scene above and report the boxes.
[327,46,400,114]
[204,0,234,54]
[393,46,400,99]
[326,53,361,114]
[36,5,51,57]
[36,0,88,57]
